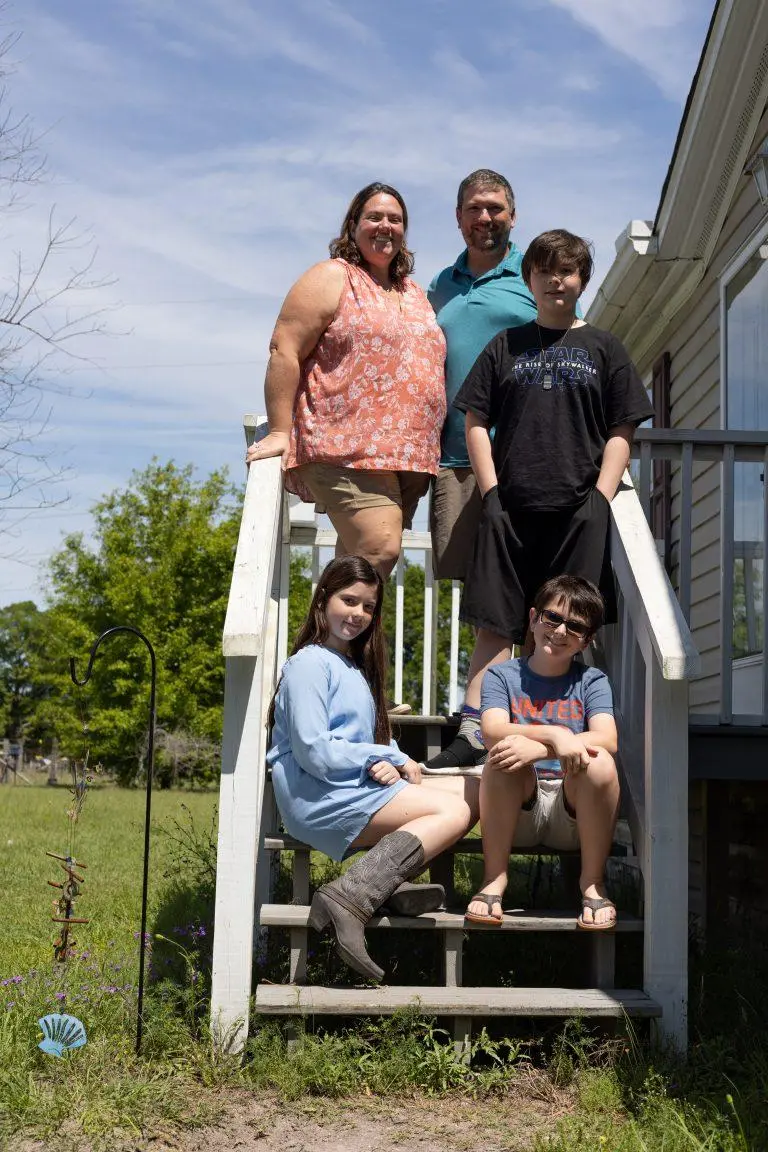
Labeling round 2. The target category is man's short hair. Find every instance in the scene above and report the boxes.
[457,169,515,213]
[521,229,594,290]
[532,575,604,635]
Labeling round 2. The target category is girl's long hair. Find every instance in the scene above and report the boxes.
[268,555,391,744]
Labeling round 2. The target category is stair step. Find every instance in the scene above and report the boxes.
[388,713,453,727]
[259,904,643,932]
[254,984,661,1018]
[263,835,627,858]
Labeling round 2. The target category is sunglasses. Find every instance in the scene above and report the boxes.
[537,608,591,640]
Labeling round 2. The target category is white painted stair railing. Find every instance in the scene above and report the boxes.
[210,417,700,1052]
[598,478,700,1047]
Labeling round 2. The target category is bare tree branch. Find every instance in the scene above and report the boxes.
[0,23,110,543]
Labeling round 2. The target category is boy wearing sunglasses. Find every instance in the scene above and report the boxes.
[466,575,619,930]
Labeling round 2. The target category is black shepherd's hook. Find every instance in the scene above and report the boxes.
[70,625,156,1056]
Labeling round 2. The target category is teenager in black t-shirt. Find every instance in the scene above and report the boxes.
[454,229,654,646]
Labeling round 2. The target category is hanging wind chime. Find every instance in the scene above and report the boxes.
[46,753,94,963]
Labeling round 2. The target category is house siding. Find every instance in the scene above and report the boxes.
[638,106,768,715]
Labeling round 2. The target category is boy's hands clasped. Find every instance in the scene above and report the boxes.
[367,757,422,786]
[488,728,598,775]
[487,734,542,773]
[549,730,596,774]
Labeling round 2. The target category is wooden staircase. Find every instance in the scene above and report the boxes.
[209,416,699,1054]
[257,824,657,1052]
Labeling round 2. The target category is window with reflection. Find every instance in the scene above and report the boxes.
[725,243,768,657]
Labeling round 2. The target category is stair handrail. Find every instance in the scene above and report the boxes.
[211,418,283,1052]
[222,420,281,657]
[609,476,700,681]
[604,471,699,1051]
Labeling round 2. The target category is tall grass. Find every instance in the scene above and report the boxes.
[2,788,767,1151]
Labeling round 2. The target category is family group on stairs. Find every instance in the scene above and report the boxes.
[248,169,654,983]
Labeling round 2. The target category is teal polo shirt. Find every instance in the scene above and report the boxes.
[428,244,537,467]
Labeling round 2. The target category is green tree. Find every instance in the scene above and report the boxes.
[0,600,49,741]
[381,561,473,713]
[287,550,312,651]
[39,460,239,785]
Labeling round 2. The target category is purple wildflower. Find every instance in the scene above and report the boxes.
[55,991,66,1002]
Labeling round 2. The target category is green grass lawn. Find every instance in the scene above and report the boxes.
[2,781,217,976]
[1,782,766,1151]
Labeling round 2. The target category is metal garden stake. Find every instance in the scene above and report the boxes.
[70,625,156,1055]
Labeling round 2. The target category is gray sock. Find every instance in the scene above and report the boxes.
[458,708,484,751]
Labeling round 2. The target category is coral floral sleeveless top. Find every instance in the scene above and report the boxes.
[285,260,447,499]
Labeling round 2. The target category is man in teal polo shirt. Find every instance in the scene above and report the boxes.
[425,169,536,772]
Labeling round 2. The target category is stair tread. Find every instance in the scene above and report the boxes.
[254,984,661,1017]
[388,714,454,726]
[259,904,643,932]
[264,835,627,857]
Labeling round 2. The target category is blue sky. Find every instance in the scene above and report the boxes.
[0,0,713,605]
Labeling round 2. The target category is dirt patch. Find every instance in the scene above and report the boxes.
[9,1078,575,1152]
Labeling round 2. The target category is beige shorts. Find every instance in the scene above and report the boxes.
[297,463,430,529]
[429,467,482,580]
[513,778,579,851]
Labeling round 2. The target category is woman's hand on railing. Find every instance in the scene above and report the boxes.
[246,430,290,467]
[368,760,403,786]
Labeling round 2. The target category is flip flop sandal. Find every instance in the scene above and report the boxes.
[465,891,504,926]
[577,895,617,932]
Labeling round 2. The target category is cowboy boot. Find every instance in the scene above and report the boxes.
[307,830,430,982]
[386,881,445,916]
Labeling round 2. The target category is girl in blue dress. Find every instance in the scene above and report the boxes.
[268,555,474,982]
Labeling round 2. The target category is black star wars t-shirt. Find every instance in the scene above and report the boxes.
[454,321,654,511]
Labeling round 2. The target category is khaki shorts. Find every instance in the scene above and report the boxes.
[513,778,579,851]
[429,467,482,580]
[297,463,430,529]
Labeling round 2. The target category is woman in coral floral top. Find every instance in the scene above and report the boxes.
[247,183,446,578]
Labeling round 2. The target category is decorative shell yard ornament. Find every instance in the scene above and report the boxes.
[37,1013,87,1057]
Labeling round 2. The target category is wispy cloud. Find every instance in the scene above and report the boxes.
[548,0,710,102]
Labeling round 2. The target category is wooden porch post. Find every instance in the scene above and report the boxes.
[643,661,689,1049]
[210,451,282,1052]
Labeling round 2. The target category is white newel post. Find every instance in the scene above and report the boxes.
[211,452,282,1052]
[210,653,267,1050]
[643,659,689,1050]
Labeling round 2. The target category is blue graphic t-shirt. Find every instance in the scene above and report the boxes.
[454,321,654,510]
[480,657,614,779]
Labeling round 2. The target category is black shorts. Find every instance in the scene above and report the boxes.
[460,487,616,643]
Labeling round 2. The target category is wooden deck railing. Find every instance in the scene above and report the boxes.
[598,476,699,1045]
[210,417,282,1051]
[632,429,768,725]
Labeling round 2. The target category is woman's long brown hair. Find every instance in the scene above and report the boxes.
[329,182,415,289]
[267,555,391,744]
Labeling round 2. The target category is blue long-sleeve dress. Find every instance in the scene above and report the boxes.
[268,644,409,860]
